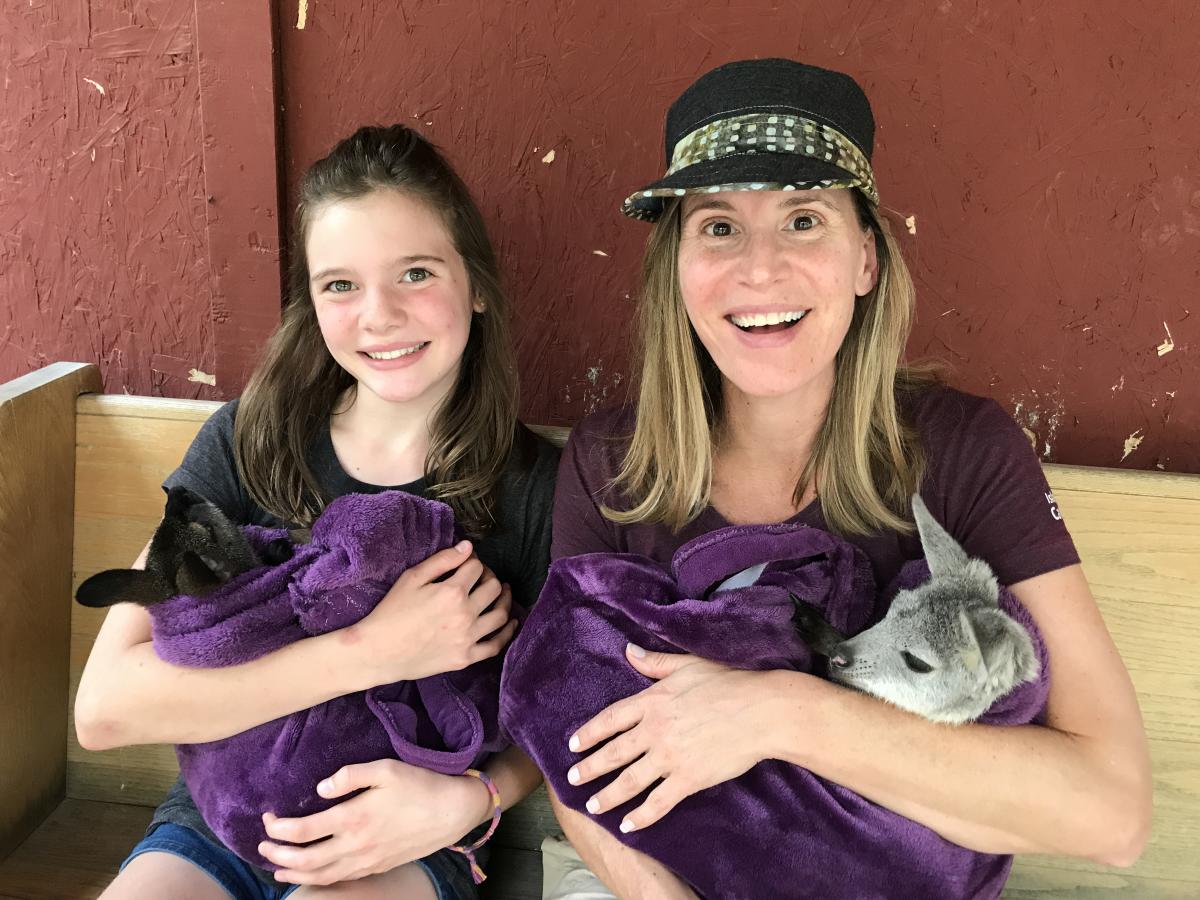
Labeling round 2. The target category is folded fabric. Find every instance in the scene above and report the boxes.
[146,492,508,870]
[500,523,1049,900]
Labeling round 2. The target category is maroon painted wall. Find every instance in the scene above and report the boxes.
[1,0,217,398]
[278,0,1197,471]
[4,1,1196,473]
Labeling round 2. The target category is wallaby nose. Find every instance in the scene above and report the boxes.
[829,647,852,669]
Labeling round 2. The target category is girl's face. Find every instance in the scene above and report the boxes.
[306,189,480,408]
[677,188,878,406]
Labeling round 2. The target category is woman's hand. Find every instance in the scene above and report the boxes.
[566,644,773,832]
[343,541,518,689]
[259,759,491,885]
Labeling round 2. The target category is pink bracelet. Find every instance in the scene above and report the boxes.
[449,768,502,884]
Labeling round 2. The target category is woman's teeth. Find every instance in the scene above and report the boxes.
[364,343,428,360]
[729,310,807,329]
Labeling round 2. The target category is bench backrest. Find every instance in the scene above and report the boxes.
[52,391,1200,895]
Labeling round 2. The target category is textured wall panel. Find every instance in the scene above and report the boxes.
[277,0,1197,472]
[0,0,216,399]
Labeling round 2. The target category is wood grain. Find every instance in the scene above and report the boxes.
[0,364,101,860]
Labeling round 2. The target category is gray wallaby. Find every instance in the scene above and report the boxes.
[792,495,1041,724]
[75,486,303,608]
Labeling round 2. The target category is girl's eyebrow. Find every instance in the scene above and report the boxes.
[310,255,447,283]
[682,194,841,223]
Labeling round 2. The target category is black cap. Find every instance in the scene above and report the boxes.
[623,58,878,221]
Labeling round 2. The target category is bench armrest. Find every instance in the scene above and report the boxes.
[0,363,102,859]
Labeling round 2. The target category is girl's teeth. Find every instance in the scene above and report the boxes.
[366,343,427,360]
[729,310,807,327]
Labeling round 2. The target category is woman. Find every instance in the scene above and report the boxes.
[547,58,1150,898]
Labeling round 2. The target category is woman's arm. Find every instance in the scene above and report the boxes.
[547,789,697,900]
[75,541,516,748]
[568,565,1151,867]
[764,564,1152,864]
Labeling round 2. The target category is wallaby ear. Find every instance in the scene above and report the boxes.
[955,607,989,687]
[75,569,172,608]
[163,485,204,520]
[288,527,312,545]
[261,538,296,566]
[912,494,969,579]
[972,607,1041,689]
[174,551,225,597]
[790,593,848,657]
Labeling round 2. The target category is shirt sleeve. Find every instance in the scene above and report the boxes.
[511,437,560,609]
[161,399,254,526]
[920,392,1080,586]
[550,416,624,561]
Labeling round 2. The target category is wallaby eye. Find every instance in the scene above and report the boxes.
[902,650,934,673]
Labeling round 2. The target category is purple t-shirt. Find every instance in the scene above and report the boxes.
[552,384,1079,588]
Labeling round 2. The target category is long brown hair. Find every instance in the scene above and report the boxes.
[234,125,517,535]
[607,191,931,536]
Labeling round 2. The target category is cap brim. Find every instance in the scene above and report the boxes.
[622,154,870,221]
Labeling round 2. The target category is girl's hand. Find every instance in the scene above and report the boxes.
[259,759,491,885]
[345,541,517,688]
[566,645,773,832]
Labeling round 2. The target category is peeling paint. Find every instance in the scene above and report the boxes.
[1111,375,1125,392]
[188,368,216,386]
[542,149,556,164]
[1011,390,1066,461]
[592,250,608,257]
[297,0,309,30]
[904,214,917,235]
[82,77,105,95]
[1121,429,1144,462]
[1157,321,1175,356]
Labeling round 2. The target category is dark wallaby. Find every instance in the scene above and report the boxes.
[75,486,302,608]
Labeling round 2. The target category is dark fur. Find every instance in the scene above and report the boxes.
[75,487,302,608]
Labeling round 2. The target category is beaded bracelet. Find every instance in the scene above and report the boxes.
[449,768,502,884]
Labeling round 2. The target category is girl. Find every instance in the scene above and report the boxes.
[75,125,558,900]
[545,59,1151,898]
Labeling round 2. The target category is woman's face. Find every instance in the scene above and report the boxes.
[677,188,878,405]
[306,189,481,407]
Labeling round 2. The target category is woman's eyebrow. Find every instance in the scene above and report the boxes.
[682,194,842,223]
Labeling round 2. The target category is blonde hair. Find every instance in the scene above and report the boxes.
[234,125,517,535]
[606,192,931,536]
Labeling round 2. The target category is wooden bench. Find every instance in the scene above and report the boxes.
[1,361,1197,899]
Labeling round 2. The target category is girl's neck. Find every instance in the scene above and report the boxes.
[329,384,448,486]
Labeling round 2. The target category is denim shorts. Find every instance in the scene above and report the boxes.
[121,823,480,900]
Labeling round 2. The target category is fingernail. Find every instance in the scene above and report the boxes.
[620,818,635,833]
[455,540,471,553]
[568,734,581,752]
[567,766,581,785]
[627,642,646,658]
[317,779,333,795]
[586,797,600,814]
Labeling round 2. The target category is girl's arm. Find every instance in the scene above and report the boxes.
[568,564,1151,866]
[75,540,516,749]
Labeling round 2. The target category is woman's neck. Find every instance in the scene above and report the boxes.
[329,385,448,486]
[709,378,832,524]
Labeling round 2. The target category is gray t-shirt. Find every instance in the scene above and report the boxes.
[147,399,558,878]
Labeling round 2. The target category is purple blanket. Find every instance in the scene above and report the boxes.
[148,492,508,870]
[499,523,1049,900]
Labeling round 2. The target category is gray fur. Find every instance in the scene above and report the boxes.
[792,495,1040,724]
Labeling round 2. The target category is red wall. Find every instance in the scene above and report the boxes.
[1,0,217,398]
[4,1,1197,472]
